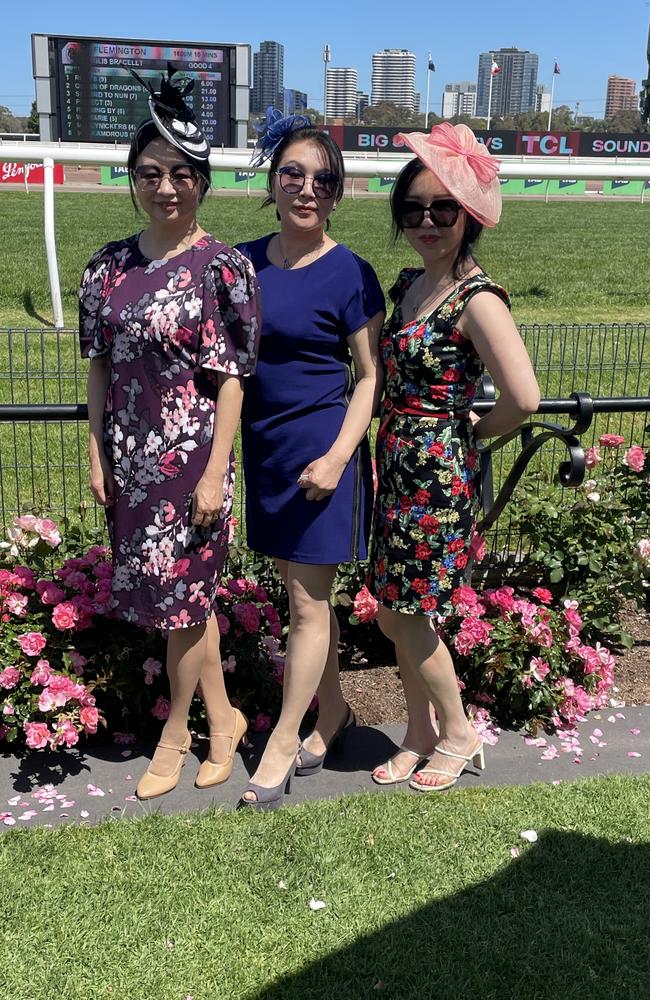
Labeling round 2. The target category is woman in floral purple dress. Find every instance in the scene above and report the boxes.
[79,70,261,799]
[367,124,539,791]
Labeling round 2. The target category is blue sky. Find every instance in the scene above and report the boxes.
[2,0,648,120]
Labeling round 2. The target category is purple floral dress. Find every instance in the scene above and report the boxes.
[368,269,509,618]
[79,233,261,631]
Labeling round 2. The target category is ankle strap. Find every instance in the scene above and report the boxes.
[156,740,189,753]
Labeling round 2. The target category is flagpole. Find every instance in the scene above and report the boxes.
[547,62,557,131]
[425,52,432,128]
[487,56,494,131]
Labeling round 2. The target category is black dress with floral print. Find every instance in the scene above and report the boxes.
[368,268,510,618]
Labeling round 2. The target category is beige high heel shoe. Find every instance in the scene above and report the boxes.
[409,741,485,792]
[371,745,435,785]
[136,733,192,800]
[195,708,249,789]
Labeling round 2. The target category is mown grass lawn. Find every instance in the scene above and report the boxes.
[1,191,649,327]
[1,775,649,1000]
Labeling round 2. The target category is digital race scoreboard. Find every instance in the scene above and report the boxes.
[32,34,251,147]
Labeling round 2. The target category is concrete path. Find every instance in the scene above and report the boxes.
[1,706,648,829]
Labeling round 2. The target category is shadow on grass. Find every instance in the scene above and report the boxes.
[252,830,650,1000]
[20,289,55,328]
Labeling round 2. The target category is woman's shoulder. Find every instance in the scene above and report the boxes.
[454,271,510,311]
[83,235,136,273]
[233,233,273,266]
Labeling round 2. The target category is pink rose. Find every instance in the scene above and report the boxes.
[563,607,583,631]
[2,702,15,716]
[17,631,47,657]
[6,593,28,616]
[352,586,379,623]
[24,721,51,749]
[532,587,553,605]
[252,712,271,733]
[79,706,99,734]
[14,514,38,531]
[151,695,170,720]
[623,445,645,473]
[53,720,79,747]
[454,617,494,655]
[584,446,600,469]
[233,601,261,634]
[530,657,551,682]
[36,517,62,547]
[31,660,52,686]
[113,731,137,745]
[51,601,79,630]
[36,580,66,605]
[598,433,625,448]
[467,530,486,563]
[0,667,20,690]
[13,565,36,589]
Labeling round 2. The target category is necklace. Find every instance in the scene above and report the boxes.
[404,273,461,322]
[277,234,326,270]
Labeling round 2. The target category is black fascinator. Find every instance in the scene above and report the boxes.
[129,62,210,162]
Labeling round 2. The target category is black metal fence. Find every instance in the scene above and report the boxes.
[0,324,649,553]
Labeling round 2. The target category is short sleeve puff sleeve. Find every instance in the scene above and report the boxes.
[340,253,386,336]
[200,248,261,377]
[78,245,116,359]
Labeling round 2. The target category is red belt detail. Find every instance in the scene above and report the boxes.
[379,400,451,438]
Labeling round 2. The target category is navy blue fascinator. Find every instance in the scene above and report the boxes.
[250,107,313,167]
[129,62,210,162]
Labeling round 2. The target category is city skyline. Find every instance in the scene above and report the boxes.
[1,2,648,122]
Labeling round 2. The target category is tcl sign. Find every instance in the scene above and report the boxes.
[0,162,65,184]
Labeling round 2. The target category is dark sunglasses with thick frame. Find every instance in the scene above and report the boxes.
[399,198,462,229]
[275,165,340,200]
[132,164,199,191]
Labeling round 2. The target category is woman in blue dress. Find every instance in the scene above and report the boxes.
[236,112,385,809]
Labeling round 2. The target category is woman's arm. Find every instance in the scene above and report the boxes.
[460,292,540,440]
[87,356,115,506]
[299,309,385,501]
[192,373,244,527]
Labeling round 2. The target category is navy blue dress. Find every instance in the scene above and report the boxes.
[236,235,385,564]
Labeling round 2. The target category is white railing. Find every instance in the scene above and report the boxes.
[1,142,650,329]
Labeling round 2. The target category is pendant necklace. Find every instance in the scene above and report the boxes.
[278,235,326,270]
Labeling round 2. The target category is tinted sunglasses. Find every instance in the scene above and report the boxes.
[399,198,461,229]
[133,165,199,191]
[275,166,339,200]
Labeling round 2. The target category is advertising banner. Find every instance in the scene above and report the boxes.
[212,170,266,190]
[0,162,65,184]
[602,179,650,195]
[367,176,395,192]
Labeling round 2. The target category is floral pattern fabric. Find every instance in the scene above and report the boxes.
[78,234,261,631]
[368,268,510,618]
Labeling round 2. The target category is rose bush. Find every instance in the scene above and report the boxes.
[0,515,287,749]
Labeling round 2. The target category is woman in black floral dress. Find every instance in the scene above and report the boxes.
[367,124,539,791]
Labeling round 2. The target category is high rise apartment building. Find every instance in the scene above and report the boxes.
[442,82,477,119]
[252,40,284,114]
[605,75,638,118]
[476,48,539,118]
[371,49,417,112]
[325,67,358,119]
[534,85,551,114]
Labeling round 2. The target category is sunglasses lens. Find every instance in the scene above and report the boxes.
[430,200,460,227]
[278,168,305,194]
[400,202,425,228]
[313,173,338,199]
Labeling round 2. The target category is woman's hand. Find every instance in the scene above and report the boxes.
[298,453,348,501]
[89,452,115,507]
[192,473,225,527]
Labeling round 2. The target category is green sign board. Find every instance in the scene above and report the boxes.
[603,180,650,195]
[367,176,395,192]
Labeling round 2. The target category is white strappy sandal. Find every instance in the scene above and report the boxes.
[371,745,434,786]
[409,741,485,792]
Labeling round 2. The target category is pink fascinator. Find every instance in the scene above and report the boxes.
[396,123,502,227]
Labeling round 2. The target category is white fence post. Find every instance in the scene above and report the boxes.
[43,156,64,330]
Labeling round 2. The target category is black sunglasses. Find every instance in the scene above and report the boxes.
[399,198,461,229]
[275,166,339,200]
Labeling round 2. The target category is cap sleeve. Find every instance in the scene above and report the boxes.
[341,254,386,336]
[387,267,421,306]
[449,277,511,320]
[200,248,261,377]
[78,246,115,359]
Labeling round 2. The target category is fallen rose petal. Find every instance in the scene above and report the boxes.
[278,880,287,890]
[592,728,603,738]
[80,810,89,818]
[7,795,20,806]
[630,728,640,736]
[87,784,105,797]
[309,898,327,911]
[3,816,16,826]
[18,810,37,820]
[60,800,75,808]
[607,715,616,723]
[573,757,583,764]
[551,780,562,786]
[124,774,133,781]
[615,712,626,719]
[628,751,641,758]
[42,804,54,812]
[520,830,538,843]
[589,736,600,745]
[125,795,137,801]
[509,847,520,858]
